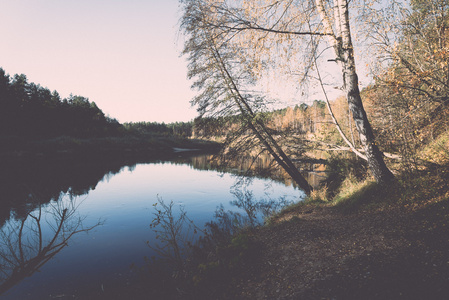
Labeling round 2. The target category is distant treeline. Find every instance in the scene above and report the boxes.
[123,121,193,138]
[192,100,328,138]
[0,67,330,141]
[0,68,193,139]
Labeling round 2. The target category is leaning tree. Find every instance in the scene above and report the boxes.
[180,0,396,188]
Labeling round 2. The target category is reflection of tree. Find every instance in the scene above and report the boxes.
[214,185,295,232]
[0,157,137,227]
[0,196,102,296]
[148,198,199,269]
[190,154,326,189]
[149,187,294,265]
[141,189,296,298]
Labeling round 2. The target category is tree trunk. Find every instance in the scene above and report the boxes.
[338,0,395,184]
[344,66,395,183]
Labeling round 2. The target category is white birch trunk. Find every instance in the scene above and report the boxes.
[316,0,395,183]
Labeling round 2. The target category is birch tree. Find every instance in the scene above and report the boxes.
[181,0,313,194]
[180,0,396,185]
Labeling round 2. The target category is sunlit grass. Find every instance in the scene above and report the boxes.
[419,130,449,165]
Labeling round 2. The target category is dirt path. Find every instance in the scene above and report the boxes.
[231,202,449,299]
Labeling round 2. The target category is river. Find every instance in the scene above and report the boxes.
[0,154,312,299]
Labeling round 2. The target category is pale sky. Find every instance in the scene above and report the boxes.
[0,0,197,123]
[0,1,373,124]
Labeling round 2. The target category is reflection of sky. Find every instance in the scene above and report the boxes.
[2,162,303,299]
[82,162,302,220]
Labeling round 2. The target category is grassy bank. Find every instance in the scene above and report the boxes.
[222,149,449,299]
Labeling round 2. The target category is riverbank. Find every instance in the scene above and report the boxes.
[223,164,449,299]
[0,135,221,161]
[102,160,449,300]
[130,158,447,300]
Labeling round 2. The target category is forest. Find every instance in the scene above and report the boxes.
[0,69,121,138]
[0,69,209,158]
[0,68,196,140]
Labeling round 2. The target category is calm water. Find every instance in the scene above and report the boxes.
[0,156,304,299]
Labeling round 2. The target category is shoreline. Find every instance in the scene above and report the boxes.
[0,135,221,161]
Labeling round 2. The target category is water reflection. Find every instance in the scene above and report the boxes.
[142,186,296,299]
[0,158,130,228]
[0,153,322,228]
[230,188,293,225]
[147,185,294,267]
[148,197,199,269]
[0,153,311,298]
[189,154,326,188]
[0,195,102,296]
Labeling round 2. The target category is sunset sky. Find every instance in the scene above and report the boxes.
[0,0,197,123]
